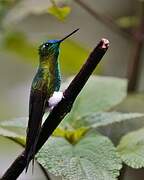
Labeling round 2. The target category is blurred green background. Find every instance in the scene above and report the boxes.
[0,0,144,179]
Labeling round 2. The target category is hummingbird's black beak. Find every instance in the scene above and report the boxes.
[59,28,79,43]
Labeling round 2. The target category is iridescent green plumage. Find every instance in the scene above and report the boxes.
[32,41,61,93]
[24,29,79,172]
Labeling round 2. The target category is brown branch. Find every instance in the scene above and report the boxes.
[1,38,109,180]
[127,38,143,92]
[74,0,130,39]
[127,1,144,92]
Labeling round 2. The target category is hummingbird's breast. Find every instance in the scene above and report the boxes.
[48,60,61,94]
[32,55,61,99]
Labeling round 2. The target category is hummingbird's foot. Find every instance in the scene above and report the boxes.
[48,91,63,110]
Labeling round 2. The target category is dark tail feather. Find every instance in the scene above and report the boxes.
[25,126,41,173]
[25,145,35,173]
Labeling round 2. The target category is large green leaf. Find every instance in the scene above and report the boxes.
[0,117,27,145]
[62,76,127,124]
[74,112,144,129]
[0,127,20,138]
[0,127,25,145]
[0,117,28,129]
[2,112,142,145]
[117,128,144,168]
[37,132,122,180]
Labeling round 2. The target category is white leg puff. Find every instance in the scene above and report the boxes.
[48,91,63,110]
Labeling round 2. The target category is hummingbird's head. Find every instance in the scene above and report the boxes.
[39,28,79,59]
[39,40,60,58]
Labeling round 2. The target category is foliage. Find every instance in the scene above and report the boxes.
[61,76,127,126]
[0,127,25,145]
[37,132,122,180]
[0,126,20,138]
[117,128,144,169]
[73,112,144,129]
[0,76,144,179]
[0,117,28,129]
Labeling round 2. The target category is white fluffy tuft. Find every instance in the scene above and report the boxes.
[48,91,63,109]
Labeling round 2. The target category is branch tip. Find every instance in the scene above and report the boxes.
[101,38,110,49]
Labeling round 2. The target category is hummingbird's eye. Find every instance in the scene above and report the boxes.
[45,43,49,47]
[44,43,48,48]
[41,43,49,50]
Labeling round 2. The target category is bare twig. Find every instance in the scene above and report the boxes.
[74,0,130,39]
[1,38,109,180]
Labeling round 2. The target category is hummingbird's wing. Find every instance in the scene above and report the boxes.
[25,88,47,172]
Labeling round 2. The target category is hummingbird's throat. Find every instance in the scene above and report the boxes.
[39,57,57,70]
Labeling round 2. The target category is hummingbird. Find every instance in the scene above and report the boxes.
[24,29,79,172]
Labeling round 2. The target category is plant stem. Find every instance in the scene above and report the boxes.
[127,0,144,92]
[1,38,109,180]
[127,38,143,92]
[74,0,130,39]
[118,164,127,180]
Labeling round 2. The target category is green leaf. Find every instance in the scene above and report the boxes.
[0,117,89,144]
[0,117,28,129]
[37,132,122,180]
[0,117,27,145]
[62,76,127,124]
[48,6,71,20]
[0,127,20,138]
[0,127,25,145]
[74,112,144,129]
[117,128,144,168]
